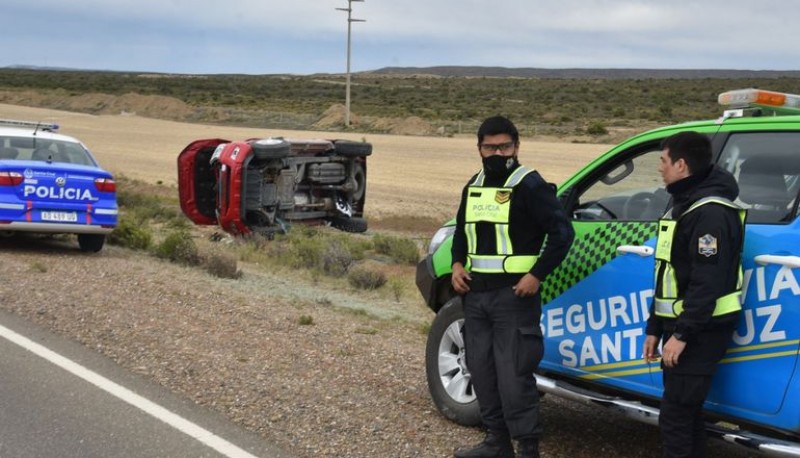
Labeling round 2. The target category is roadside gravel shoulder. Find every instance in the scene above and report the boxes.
[0,237,758,457]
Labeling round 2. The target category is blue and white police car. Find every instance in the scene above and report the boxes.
[0,119,117,252]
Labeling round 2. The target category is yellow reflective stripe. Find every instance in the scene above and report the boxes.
[580,347,799,380]
[504,166,533,187]
[496,224,512,255]
[471,170,485,186]
[504,255,537,273]
[578,340,800,379]
[468,254,538,274]
[654,291,742,318]
[469,255,505,273]
[673,292,742,316]
[465,223,477,254]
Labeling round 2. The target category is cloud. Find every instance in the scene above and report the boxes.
[3,0,800,73]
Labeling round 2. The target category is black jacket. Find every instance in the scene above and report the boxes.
[645,165,744,373]
[451,164,574,292]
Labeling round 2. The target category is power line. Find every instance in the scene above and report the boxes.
[335,0,365,127]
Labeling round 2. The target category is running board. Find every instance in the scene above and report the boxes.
[534,373,800,457]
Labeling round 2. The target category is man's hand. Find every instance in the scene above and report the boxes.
[661,336,687,368]
[451,262,471,294]
[643,335,661,362]
[512,273,540,297]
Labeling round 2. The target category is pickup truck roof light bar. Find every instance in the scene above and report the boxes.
[718,89,800,115]
[0,119,60,132]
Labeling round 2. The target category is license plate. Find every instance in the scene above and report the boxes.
[41,211,78,222]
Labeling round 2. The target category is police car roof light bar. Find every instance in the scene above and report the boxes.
[718,89,800,115]
[0,119,60,132]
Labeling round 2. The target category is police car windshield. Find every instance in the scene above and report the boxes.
[0,136,95,166]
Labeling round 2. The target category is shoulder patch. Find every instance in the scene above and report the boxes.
[698,233,718,257]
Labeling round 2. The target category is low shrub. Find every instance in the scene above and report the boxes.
[373,234,420,265]
[155,230,199,265]
[203,250,241,279]
[108,217,153,250]
[348,263,387,290]
[298,315,314,325]
[321,240,354,276]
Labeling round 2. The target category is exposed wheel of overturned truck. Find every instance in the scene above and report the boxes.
[425,297,481,426]
[330,216,368,233]
[252,138,291,160]
[334,140,372,157]
[351,162,367,202]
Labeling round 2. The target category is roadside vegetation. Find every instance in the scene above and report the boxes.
[109,176,422,296]
[2,68,799,138]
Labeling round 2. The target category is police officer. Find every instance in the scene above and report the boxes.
[451,116,574,458]
[644,131,745,458]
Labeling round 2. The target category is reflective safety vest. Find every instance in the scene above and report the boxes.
[464,166,539,274]
[653,196,746,318]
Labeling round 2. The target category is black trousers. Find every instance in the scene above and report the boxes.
[659,370,714,458]
[463,287,544,439]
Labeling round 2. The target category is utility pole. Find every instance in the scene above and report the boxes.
[336,0,365,127]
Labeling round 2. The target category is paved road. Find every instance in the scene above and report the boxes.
[0,309,293,458]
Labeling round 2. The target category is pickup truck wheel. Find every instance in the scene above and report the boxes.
[252,139,291,160]
[78,234,105,252]
[425,297,481,426]
[330,216,368,233]
[334,140,372,157]
[351,162,366,202]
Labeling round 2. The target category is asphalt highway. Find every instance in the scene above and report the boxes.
[0,309,293,458]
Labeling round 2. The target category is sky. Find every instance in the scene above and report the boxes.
[2,1,798,75]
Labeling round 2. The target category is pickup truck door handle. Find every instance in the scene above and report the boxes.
[616,245,654,257]
[754,255,800,269]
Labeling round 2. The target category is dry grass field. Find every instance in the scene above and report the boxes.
[1,103,610,223]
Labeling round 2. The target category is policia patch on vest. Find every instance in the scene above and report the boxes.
[698,232,719,259]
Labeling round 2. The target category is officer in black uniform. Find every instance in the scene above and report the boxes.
[644,131,745,458]
[451,116,574,458]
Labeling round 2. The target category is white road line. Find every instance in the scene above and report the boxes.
[0,323,261,458]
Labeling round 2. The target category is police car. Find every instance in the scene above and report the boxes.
[0,119,117,252]
[416,89,800,456]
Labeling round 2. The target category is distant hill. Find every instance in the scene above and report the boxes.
[368,66,800,79]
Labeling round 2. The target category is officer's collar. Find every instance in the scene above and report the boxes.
[666,165,713,196]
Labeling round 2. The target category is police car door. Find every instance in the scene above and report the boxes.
[540,140,668,395]
[707,131,800,427]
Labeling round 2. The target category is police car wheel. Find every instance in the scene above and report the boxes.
[78,234,105,252]
[425,297,481,426]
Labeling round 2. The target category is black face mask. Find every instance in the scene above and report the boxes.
[482,155,518,178]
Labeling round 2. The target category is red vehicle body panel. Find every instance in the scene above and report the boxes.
[177,138,226,226]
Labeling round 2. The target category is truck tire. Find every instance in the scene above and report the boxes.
[78,234,106,253]
[351,162,367,202]
[330,216,368,233]
[334,140,372,157]
[252,138,291,160]
[425,297,481,426]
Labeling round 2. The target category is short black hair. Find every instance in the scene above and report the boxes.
[660,131,711,174]
[477,116,519,145]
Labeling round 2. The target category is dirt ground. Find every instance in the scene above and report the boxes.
[0,103,609,221]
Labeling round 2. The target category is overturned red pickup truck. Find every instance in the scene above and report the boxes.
[178,136,370,236]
